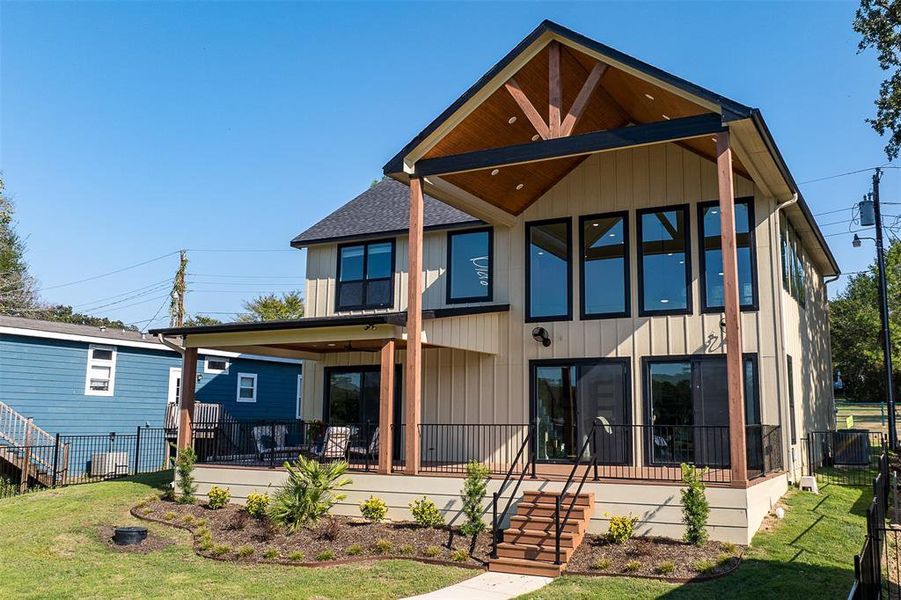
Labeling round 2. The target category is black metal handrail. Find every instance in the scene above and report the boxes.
[490,422,535,558]
[553,418,600,565]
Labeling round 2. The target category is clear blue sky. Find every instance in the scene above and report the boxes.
[0,1,893,329]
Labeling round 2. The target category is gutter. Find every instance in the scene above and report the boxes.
[157,334,185,356]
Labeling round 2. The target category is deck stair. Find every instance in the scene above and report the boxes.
[0,400,61,489]
[490,490,595,577]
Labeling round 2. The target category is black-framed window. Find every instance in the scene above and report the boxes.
[699,198,757,311]
[637,206,691,315]
[336,239,395,311]
[579,212,629,319]
[446,228,492,304]
[526,218,572,322]
[787,355,797,444]
[780,220,807,308]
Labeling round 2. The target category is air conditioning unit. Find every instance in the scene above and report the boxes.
[90,452,129,477]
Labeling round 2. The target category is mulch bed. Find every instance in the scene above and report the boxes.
[566,534,742,580]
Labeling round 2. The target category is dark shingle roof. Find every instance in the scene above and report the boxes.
[0,315,163,345]
[290,179,480,247]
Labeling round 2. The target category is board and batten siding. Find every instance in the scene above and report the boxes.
[0,334,301,435]
[301,143,831,468]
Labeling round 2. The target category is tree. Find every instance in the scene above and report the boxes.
[237,291,304,322]
[854,1,901,160]
[37,304,135,331]
[830,239,901,402]
[184,314,223,327]
[0,177,39,315]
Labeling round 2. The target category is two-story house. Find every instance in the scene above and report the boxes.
[151,20,838,572]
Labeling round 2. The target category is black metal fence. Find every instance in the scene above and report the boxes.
[418,423,529,475]
[849,443,891,599]
[805,430,886,487]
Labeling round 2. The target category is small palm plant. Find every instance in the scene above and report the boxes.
[269,456,352,533]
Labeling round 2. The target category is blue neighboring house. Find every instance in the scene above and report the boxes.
[0,316,303,436]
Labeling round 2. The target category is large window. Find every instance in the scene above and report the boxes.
[85,345,116,396]
[447,228,492,303]
[526,218,572,321]
[699,199,757,311]
[781,220,807,308]
[580,212,629,318]
[644,355,760,467]
[336,240,395,311]
[637,206,691,315]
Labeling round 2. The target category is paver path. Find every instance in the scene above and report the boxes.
[402,571,553,600]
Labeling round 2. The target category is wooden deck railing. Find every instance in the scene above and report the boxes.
[0,399,63,478]
[164,402,226,431]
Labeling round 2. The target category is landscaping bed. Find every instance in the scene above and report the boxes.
[134,499,494,567]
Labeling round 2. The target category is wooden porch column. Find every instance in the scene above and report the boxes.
[716,131,748,486]
[176,347,198,450]
[405,177,424,475]
[378,339,395,474]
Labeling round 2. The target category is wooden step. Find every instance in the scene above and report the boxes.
[504,527,579,548]
[494,542,574,562]
[510,514,584,534]
[522,490,594,507]
[489,556,564,577]
[515,501,591,520]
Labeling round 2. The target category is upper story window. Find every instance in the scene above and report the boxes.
[699,199,757,311]
[580,212,630,319]
[447,228,492,303]
[85,344,116,396]
[336,240,395,311]
[781,220,807,308]
[637,206,691,315]
[526,218,572,322]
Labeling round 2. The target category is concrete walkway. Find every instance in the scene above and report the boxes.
[402,571,553,600]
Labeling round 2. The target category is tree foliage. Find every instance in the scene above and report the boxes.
[830,239,901,402]
[184,314,223,327]
[238,290,304,322]
[854,0,901,160]
[0,177,38,314]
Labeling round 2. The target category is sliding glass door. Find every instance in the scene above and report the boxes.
[324,366,402,458]
[531,359,630,464]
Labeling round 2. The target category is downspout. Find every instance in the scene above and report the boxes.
[774,193,799,479]
[157,334,185,355]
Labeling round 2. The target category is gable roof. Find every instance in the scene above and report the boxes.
[290,179,481,248]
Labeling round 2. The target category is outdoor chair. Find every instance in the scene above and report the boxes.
[348,426,379,459]
[251,424,306,462]
[306,426,351,461]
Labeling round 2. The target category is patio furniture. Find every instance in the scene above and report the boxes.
[307,426,351,461]
[251,424,306,462]
[348,426,379,459]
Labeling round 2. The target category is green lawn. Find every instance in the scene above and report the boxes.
[0,471,472,600]
[526,482,870,599]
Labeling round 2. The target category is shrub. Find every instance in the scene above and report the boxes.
[195,526,211,539]
[237,545,255,558]
[409,496,445,528]
[605,513,638,544]
[141,507,154,516]
[174,446,197,504]
[423,545,441,557]
[590,557,611,570]
[181,514,196,526]
[245,492,270,518]
[0,477,15,499]
[198,537,213,552]
[288,550,305,561]
[372,539,392,554]
[207,486,230,510]
[195,518,207,527]
[211,544,231,557]
[315,549,336,561]
[680,464,710,545]
[459,461,490,536]
[654,561,675,575]
[624,560,641,572]
[716,552,735,567]
[721,541,737,555]
[163,511,177,521]
[695,558,715,574]
[451,548,468,562]
[269,456,352,532]
[360,496,388,523]
[399,544,415,556]
[263,548,279,560]
[317,516,341,541]
[346,543,364,556]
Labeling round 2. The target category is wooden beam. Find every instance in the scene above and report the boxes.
[505,77,549,140]
[716,131,747,486]
[414,113,725,177]
[378,339,395,474]
[176,347,198,450]
[405,177,424,475]
[422,176,517,227]
[560,62,608,137]
[548,41,562,138]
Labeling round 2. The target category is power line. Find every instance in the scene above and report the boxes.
[799,165,901,185]
[38,251,181,291]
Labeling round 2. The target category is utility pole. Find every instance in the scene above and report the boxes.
[873,168,897,449]
[169,250,188,328]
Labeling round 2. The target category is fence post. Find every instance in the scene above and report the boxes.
[269,422,276,469]
[806,431,813,476]
[20,418,33,493]
[51,433,61,488]
[134,426,142,476]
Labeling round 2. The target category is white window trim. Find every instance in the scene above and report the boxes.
[296,373,304,419]
[204,356,230,374]
[84,344,117,397]
[236,372,258,403]
[167,367,182,404]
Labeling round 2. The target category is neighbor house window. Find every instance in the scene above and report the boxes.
[699,199,757,311]
[204,357,229,374]
[336,240,395,311]
[236,373,258,403]
[638,206,691,315]
[580,212,629,318]
[781,220,807,308]
[447,228,492,303]
[85,345,116,396]
[526,218,572,321]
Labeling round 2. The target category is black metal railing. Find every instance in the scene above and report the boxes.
[419,423,530,475]
[849,441,890,599]
[805,430,886,487]
[490,423,536,558]
[553,418,600,565]
[747,424,784,478]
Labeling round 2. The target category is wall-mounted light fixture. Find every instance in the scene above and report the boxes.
[531,327,551,347]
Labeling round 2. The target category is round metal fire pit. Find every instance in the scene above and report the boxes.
[113,526,148,546]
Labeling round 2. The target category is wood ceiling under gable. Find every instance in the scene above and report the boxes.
[423,40,745,215]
